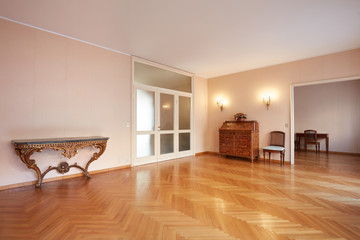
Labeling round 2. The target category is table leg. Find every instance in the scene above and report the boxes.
[296,134,301,150]
[84,142,107,176]
[326,136,329,153]
[296,135,299,150]
[14,147,43,187]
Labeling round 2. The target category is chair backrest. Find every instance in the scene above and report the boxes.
[270,131,285,147]
[304,129,317,142]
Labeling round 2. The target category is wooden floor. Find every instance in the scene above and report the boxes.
[1,152,360,239]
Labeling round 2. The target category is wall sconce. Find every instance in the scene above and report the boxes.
[263,96,271,110]
[216,98,224,111]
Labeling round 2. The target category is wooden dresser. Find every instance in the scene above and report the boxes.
[219,121,259,162]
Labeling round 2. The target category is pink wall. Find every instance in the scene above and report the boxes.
[0,19,131,186]
[194,76,209,153]
[0,19,209,187]
[294,80,360,153]
[208,48,360,162]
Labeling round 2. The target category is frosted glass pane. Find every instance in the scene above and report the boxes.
[179,133,190,151]
[136,134,154,158]
[160,93,174,130]
[179,96,191,130]
[134,62,192,93]
[137,89,154,131]
[160,134,174,154]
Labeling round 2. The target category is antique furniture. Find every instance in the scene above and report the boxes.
[12,136,109,187]
[263,131,285,164]
[295,132,328,153]
[304,130,320,153]
[219,121,259,162]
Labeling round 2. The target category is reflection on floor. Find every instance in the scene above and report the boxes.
[295,150,360,176]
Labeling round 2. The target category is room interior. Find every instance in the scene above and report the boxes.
[294,79,360,154]
[1,1,360,239]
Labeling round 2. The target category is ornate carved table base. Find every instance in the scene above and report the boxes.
[12,137,109,187]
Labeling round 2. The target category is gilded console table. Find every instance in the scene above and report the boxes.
[12,136,109,187]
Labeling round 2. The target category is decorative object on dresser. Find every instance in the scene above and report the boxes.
[263,131,285,165]
[234,112,247,121]
[12,136,109,187]
[219,121,259,162]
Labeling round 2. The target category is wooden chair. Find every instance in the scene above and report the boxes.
[294,139,300,150]
[304,129,320,153]
[263,131,285,165]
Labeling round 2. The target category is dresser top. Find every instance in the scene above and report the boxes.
[220,120,259,131]
[224,121,258,123]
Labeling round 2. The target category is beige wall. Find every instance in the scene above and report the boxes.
[0,19,132,186]
[294,80,360,153]
[208,48,360,162]
[194,76,208,153]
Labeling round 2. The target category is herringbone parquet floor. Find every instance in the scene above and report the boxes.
[1,152,360,239]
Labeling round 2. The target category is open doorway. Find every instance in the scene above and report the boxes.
[290,75,360,164]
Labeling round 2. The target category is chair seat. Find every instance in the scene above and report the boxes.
[263,146,285,151]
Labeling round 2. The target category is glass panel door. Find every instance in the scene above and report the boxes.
[179,133,191,151]
[160,93,174,131]
[133,59,194,167]
[134,87,157,166]
[179,96,191,130]
[158,91,176,161]
[133,85,193,166]
[137,89,155,132]
[178,96,191,154]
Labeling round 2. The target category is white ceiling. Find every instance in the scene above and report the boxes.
[1,0,360,78]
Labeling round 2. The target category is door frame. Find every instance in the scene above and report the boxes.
[289,75,360,165]
[131,57,194,166]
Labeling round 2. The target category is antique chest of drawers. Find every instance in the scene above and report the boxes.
[219,121,259,162]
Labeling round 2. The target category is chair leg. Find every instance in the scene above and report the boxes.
[283,152,285,165]
[269,153,271,164]
[263,151,266,164]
